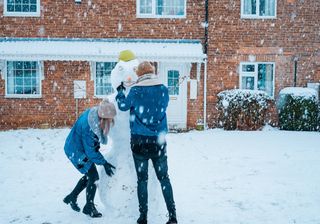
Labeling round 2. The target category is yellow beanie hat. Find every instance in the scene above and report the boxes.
[118,50,136,62]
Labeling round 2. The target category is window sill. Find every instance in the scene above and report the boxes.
[94,94,114,99]
[136,14,186,19]
[3,12,41,17]
[240,15,277,19]
[5,94,42,99]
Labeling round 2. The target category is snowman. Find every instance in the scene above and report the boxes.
[97,50,138,212]
[98,50,162,218]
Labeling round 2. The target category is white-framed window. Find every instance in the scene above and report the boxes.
[4,0,41,17]
[5,61,42,98]
[239,62,275,96]
[91,62,116,98]
[241,0,276,19]
[137,0,186,18]
[168,70,180,95]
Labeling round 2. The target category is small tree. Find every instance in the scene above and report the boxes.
[217,89,273,130]
[277,87,319,131]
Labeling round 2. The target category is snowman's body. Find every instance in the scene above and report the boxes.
[98,59,161,215]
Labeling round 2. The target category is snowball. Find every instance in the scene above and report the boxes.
[139,106,144,114]
[157,132,166,145]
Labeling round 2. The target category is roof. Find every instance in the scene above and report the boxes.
[0,38,206,63]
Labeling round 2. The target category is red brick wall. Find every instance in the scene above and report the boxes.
[0,0,206,130]
[187,63,204,129]
[206,0,320,127]
[0,61,103,129]
[0,0,205,39]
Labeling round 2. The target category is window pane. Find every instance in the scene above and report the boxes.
[156,0,185,16]
[243,0,256,15]
[32,78,37,86]
[260,0,275,16]
[30,4,37,12]
[24,78,31,85]
[241,76,255,90]
[140,0,152,14]
[22,5,30,12]
[15,86,23,94]
[16,77,23,85]
[15,61,22,69]
[95,62,116,96]
[242,64,255,72]
[7,77,15,94]
[258,64,273,96]
[15,4,22,12]
[7,5,15,12]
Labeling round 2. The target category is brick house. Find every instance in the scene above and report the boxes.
[0,0,319,130]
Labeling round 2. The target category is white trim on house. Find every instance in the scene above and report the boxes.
[91,61,116,99]
[240,0,277,19]
[0,38,205,63]
[239,61,275,97]
[3,0,41,17]
[4,60,42,98]
[0,60,5,80]
[136,0,187,19]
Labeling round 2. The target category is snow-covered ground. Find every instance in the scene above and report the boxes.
[0,127,319,224]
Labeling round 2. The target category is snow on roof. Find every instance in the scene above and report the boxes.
[0,38,206,62]
[279,87,318,100]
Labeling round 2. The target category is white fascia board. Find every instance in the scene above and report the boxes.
[0,38,206,63]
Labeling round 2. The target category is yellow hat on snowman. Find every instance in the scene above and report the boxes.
[118,50,136,62]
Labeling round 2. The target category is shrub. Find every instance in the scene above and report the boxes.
[277,87,319,131]
[217,89,273,130]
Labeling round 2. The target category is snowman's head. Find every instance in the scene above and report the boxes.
[110,50,139,89]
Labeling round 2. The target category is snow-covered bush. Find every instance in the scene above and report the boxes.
[277,87,319,131]
[217,89,273,130]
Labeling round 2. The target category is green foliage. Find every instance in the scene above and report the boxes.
[278,94,319,131]
[217,90,272,130]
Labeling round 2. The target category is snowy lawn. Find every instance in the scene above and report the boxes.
[0,127,319,224]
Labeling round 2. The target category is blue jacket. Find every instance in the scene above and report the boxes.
[64,108,107,174]
[116,81,169,137]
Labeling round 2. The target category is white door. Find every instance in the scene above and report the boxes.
[159,63,189,129]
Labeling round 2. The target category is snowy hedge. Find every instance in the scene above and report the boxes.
[277,87,319,131]
[217,89,273,130]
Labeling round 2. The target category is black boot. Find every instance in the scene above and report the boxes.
[82,203,102,218]
[63,194,80,212]
[137,214,147,224]
[166,216,177,224]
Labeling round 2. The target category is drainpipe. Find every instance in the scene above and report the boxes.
[203,0,209,129]
[293,57,298,87]
[204,0,209,55]
[204,59,208,129]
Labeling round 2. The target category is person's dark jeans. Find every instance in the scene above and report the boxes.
[132,142,176,218]
[69,164,99,204]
